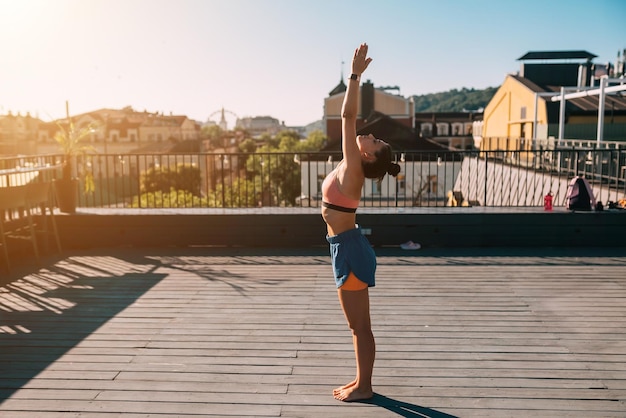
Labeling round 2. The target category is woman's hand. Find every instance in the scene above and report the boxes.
[352,43,373,76]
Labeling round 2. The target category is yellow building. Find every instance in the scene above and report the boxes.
[479,50,626,152]
[480,74,548,151]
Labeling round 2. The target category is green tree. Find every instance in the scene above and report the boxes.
[296,130,327,152]
[132,189,207,208]
[412,86,498,112]
[207,178,257,208]
[202,125,223,148]
[274,130,300,151]
[212,128,327,207]
[239,138,257,153]
[246,129,328,206]
[246,131,304,206]
[175,164,202,194]
[140,163,201,195]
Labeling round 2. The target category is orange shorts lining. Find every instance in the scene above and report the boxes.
[340,272,368,291]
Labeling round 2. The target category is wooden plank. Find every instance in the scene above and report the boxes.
[0,399,282,416]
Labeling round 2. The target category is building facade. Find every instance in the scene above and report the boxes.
[324,78,414,143]
[414,111,482,150]
[0,112,41,155]
[34,107,201,155]
[236,116,286,138]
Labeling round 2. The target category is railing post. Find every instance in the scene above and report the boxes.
[558,87,566,145]
[484,151,488,206]
[597,77,607,146]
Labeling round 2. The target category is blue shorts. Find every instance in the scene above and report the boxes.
[326,227,376,288]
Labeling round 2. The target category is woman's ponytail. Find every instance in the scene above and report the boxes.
[387,162,401,177]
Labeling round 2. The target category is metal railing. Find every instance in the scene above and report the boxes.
[1,148,625,209]
[0,155,61,188]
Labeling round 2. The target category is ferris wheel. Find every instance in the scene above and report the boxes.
[206,108,239,130]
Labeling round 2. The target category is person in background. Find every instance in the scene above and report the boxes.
[321,42,400,402]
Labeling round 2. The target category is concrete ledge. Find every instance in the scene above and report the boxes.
[53,208,626,250]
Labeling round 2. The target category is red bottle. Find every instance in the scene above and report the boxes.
[544,192,553,211]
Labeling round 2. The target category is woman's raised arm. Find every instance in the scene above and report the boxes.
[341,43,372,169]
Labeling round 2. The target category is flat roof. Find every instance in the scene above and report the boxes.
[518,50,597,60]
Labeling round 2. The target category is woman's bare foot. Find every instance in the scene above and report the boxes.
[333,384,373,402]
[333,379,356,395]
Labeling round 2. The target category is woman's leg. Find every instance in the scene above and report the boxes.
[333,273,375,402]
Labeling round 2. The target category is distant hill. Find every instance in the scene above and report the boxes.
[412,86,498,112]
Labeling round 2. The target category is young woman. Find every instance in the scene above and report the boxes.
[322,42,401,402]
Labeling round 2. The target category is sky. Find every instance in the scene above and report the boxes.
[1,0,624,128]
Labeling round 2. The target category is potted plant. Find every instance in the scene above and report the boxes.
[54,102,96,213]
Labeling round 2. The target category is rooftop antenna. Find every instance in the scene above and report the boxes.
[341,58,345,81]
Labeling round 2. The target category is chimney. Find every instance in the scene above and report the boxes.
[361,80,374,121]
[577,64,587,87]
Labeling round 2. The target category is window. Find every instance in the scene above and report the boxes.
[521,106,527,120]
[397,174,406,196]
[452,123,463,136]
[436,123,449,136]
[317,174,325,199]
[371,180,381,195]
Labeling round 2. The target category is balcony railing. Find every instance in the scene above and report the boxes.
[0,154,61,187]
[1,147,625,209]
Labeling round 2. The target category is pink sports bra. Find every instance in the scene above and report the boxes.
[321,170,359,213]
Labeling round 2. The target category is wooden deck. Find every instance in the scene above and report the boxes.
[1,246,625,417]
